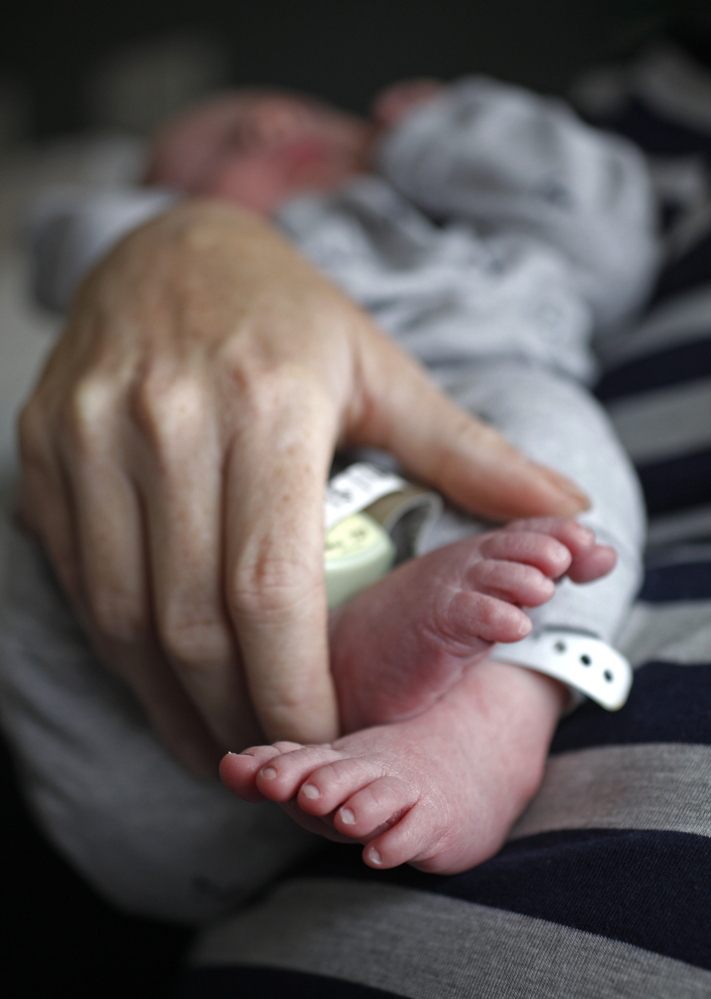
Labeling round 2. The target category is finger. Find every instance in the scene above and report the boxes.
[225,383,339,744]
[90,624,224,774]
[16,400,82,604]
[351,339,589,520]
[21,389,221,773]
[130,374,258,750]
[56,378,225,772]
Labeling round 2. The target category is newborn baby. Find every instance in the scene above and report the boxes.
[144,81,647,873]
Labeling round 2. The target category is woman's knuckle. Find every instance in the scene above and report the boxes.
[88,590,146,645]
[230,549,320,619]
[160,616,230,670]
[129,371,207,454]
[233,363,320,416]
[60,376,115,450]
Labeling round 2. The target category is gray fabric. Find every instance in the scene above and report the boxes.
[595,282,711,550]
[279,176,596,381]
[190,878,711,999]
[28,186,178,312]
[377,76,660,332]
[511,743,711,840]
[0,78,652,919]
[0,525,319,922]
[619,597,711,668]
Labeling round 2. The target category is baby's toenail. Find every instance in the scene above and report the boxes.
[340,807,356,824]
[302,783,320,799]
[368,847,383,865]
[260,766,277,779]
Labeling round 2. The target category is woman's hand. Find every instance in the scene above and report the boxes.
[17,198,587,771]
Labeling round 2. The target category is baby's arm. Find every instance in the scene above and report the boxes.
[377,76,660,331]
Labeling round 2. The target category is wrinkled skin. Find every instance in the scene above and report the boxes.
[18,175,588,773]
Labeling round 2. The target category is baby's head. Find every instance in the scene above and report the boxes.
[145,80,443,215]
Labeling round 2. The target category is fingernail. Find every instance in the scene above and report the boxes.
[534,465,589,509]
[302,783,320,799]
[260,766,277,779]
[340,807,356,825]
[368,846,383,865]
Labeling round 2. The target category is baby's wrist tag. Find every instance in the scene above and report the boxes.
[489,630,633,710]
[324,463,442,608]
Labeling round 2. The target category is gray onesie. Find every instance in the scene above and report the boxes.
[0,77,655,922]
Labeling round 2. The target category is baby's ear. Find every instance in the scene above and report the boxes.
[371,79,444,129]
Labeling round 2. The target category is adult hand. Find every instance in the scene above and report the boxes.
[17,198,588,771]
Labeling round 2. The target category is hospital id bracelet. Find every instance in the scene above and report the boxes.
[489,630,633,710]
[325,512,396,608]
[324,462,442,608]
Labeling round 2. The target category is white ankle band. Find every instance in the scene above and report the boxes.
[489,630,633,710]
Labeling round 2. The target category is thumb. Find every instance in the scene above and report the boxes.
[350,338,589,521]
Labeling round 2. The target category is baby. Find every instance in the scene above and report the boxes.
[144,82,649,872]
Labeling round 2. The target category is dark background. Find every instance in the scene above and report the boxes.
[0,0,705,140]
[0,1,708,997]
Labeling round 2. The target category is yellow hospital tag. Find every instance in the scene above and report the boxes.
[324,512,396,608]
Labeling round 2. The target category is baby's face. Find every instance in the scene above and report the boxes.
[146,90,374,214]
[146,80,444,215]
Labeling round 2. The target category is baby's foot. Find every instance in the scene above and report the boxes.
[330,517,615,732]
[221,659,566,873]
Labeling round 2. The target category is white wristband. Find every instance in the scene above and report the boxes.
[489,630,633,710]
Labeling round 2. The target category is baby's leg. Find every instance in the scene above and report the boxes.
[221,658,567,873]
[221,518,613,872]
[330,516,614,733]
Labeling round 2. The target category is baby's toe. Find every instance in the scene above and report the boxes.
[219,745,284,801]
[362,798,438,869]
[255,744,341,802]
[439,590,532,646]
[467,559,556,607]
[296,756,383,816]
[503,517,596,557]
[566,543,617,583]
[333,776,417,841]
[479,530,573,577]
